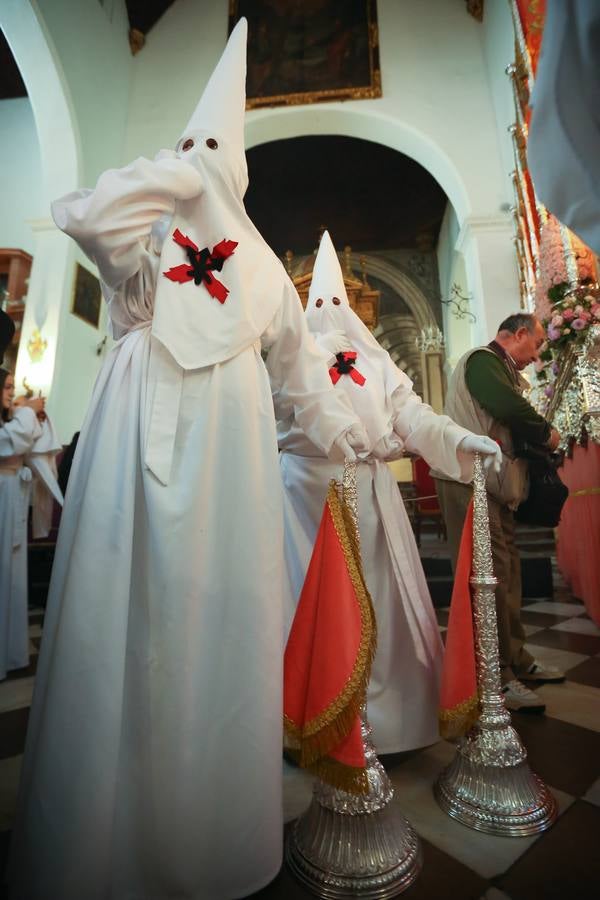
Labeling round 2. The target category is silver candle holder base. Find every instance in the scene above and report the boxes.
[286,798,422,899]
[434,454,558,839]
[434,725,557,836]
[286,717,422,898]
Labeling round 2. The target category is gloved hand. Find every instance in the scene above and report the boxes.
[370,434,405,461]
[459,434,502,473]
[330,423,370,462]
[315,330,353,359]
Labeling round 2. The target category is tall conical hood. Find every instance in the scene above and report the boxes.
[181,17,247,158]
[151,11,286,444]
[305,230,412,448]
[307,230,349,308]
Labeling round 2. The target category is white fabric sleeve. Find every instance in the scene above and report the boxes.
[52,155,203,338]
[264,284,360,455]
[0,407,42,457]
[25,416,64,532]
[391,382,474,482]
[51,155,203,290]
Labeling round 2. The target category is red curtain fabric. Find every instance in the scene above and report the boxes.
[439,500,478,739]
[515,0,547,76]
[557,443,600,624]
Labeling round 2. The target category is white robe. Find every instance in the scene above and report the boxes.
[9,158,359,900]
[0,409,61,681]
[277,361,473,754]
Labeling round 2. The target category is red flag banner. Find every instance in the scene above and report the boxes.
[439,499,479,739]
[284,480,376,794]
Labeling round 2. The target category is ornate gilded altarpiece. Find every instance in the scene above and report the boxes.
[228,0,381,109]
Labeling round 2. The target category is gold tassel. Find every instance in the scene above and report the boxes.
[439,693,480,740]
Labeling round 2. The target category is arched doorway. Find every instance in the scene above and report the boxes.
[245,134,445,395]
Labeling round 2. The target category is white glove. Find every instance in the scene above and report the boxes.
[370,434,405,461]
[459,434,502,473]
[315,330,353,359]
[330,423,370,462]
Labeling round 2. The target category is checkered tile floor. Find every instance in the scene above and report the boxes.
[1,571,599,899]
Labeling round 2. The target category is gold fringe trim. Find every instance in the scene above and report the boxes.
[439,693,479,740]
[285,748,370,795]
[570,487,600,497]
[284,481,377,770]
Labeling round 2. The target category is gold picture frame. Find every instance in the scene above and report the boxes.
[229,0,381,109]
[71,262,102,329]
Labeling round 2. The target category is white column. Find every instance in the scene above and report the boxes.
[15,220,73,405]
[456,216,520,344]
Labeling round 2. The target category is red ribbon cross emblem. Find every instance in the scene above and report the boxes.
[329,351,366,386]
[163,228,238,304]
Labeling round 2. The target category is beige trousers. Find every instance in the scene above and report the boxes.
[435,479,534,685]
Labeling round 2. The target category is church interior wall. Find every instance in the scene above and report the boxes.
[33,0,133,186]
[0,97,44,256]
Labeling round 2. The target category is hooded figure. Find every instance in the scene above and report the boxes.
[276,231,500,754]
[9,22,365,900]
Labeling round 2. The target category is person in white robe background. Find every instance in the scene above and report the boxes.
[8,21,367,900]
[276,231,501,754]
[0,369,63,681]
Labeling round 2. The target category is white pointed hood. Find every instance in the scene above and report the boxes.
[151,17,285,370]
[305,231,411,446]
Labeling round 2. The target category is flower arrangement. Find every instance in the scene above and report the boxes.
[533,282,600,402]
[543,281,600,350]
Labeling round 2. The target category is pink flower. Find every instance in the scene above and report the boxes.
[575,304,585,314]
[547,326,561,340]
[572,318,587,330]
[580,311,592,322]
[551,314,564,326]
[591,304,600,319]
[544,385,554,398]
[562,308,576,321]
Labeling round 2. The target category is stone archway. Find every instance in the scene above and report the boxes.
[1,0,81,410]
[245,104,471,225]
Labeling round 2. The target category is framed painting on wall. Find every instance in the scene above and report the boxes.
[228,0,381,109]
[71,263,102,329]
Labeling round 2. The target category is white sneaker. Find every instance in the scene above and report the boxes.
[521,661,565,683]
[502,679,546,713]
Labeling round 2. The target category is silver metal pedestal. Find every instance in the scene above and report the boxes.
[287,717,422,898]
[434,454,557,836]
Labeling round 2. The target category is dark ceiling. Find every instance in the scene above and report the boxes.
[126,0,175,34]
[0,30,27,99]
[245,135,447,256]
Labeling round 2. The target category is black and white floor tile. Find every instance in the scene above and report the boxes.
[1,586,599,899]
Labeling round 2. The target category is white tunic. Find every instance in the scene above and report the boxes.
[0,409,61,681]
[277,361,473,754]
[9,158,359,900]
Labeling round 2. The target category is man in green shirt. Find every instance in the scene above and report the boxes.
[435,313,563,713]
